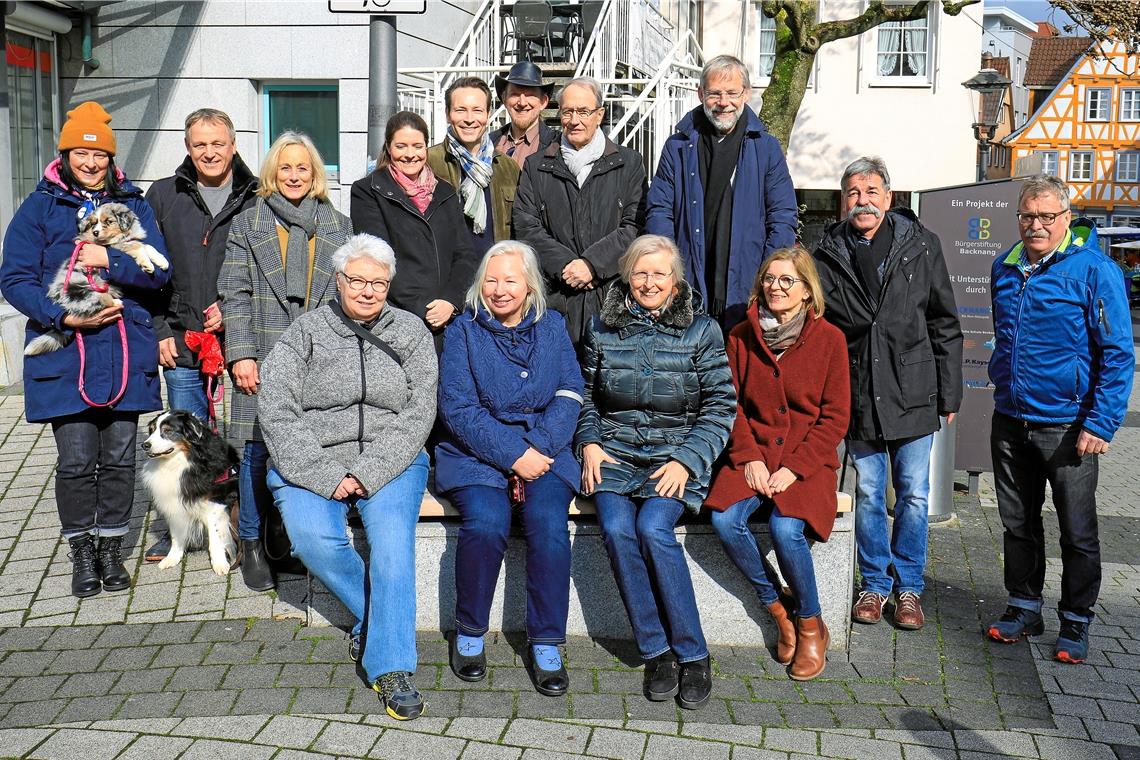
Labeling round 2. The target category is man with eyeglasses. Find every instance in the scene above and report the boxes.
[513,76,647,345]
[646,54,797,329]
[813,156,962,633]
[986,174,1133,664]
[143,108,258,562]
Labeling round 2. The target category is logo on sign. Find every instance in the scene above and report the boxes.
[968,217,991,240]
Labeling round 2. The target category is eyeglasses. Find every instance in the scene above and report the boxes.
[1016,211,1064,226]
[761,274,802,290]
[339,273,390,293]
[702,89,745,102]
[559,107,602,121]
[630,271,673,286]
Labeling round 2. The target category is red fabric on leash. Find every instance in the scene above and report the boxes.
[65,241,129,408]
[185,329,224,426]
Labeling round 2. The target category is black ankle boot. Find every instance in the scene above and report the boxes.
[68,535,101,598]
[241,539,276,592]
[678,656,712,709]
[97,536,131,592]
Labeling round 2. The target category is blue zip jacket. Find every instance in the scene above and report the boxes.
[435,305,584,493]
[989,225,1134,441]
[1,170,170,423]
[645,105,798,327]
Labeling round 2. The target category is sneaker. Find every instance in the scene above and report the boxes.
[893,592,925,630]
[1054,619,1089,664]
[987,605,1045,643]
[372,671,425,720]
[852,591,887,624]
[144,532,172,562]
[349,632,362,663]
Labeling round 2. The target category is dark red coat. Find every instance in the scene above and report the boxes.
[706,303,850,541]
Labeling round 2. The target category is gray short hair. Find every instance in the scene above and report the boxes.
[1018,174,1070,211]
[841,156,891,192]
[184,108,236,143]
[561,77,604,108]
[465,240,547,320]
[619,234,686,286]
[700,54,751,91]
[331,234,397,278]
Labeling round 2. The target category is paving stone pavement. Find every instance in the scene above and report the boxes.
[0,320,1135,758]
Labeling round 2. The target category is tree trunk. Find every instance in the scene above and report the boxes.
[758,47,817,152]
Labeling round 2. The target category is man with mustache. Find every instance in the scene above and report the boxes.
[492,62,558,170]
[646,54,797,329]
[986,175,1133,664]
[813,156,962,632]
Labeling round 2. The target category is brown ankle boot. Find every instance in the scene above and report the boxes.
[766,600,796,664]
[789,615,829,681]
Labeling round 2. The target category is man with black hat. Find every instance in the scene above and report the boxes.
[493,61,559,170]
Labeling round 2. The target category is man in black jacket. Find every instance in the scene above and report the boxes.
[143,108,258,562]
[813,157,962,632]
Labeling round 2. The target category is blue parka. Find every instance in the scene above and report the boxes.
[645,105,798,327]
[1,165,170,422]
[435,305,584,493]
[989,223,1134,441]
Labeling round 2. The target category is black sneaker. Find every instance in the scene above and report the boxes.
[678,656,712,710]
[1055,618,1090,664]
[987,604,1044,643]
[144,532,172,563]
[349,632,362,663]
[643,652,679,701]
[372,671,425,720]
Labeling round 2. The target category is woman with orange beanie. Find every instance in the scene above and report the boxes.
[0,101,170,598]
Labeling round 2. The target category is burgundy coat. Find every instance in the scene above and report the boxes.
[706,303,851,541]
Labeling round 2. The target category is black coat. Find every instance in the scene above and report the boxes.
[813,209,963,442]
[513,138,647,344]
[145,155,258,368]
[350,169,479,335]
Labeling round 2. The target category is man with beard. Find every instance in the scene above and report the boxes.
[492,61,558,170]
[813,156,962,633]
[646,54,797,329]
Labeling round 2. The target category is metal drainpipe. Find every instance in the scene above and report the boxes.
[82,14,100,70]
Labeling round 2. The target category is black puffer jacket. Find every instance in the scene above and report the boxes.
[145,155,258,368]
[574,281,735,511]
[813,209,963,442]
[513,138,647,344]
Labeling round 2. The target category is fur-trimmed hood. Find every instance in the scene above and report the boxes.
[599,279,699,332]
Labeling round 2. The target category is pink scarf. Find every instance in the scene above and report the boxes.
[389,163,437,214]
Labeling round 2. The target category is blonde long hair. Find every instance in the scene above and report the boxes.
[749,247,826,319]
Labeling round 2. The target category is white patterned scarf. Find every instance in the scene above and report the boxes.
[444,128,495,234]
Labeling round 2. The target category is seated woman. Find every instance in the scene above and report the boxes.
[576,234,735,710]
[257,234,437,721]
[436,240,583,696]
[706,247,850,681]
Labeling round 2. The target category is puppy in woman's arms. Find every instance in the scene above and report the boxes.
[141,411,239,576]
[25,202,169,356]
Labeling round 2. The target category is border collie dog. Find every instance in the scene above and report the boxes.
[141,411,239,576]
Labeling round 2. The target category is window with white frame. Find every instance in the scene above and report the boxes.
[1085,88,1111,121]
[1117,152,1140,183]
[876,7,929,79]
[1036,150,1059,176]
[1112,214,1140,228]
[758,9,776,77]
[1069,151,1094,181]
[1120,89,1140,121]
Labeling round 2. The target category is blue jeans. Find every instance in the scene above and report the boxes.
[267,450,428,680]
[850,434,934,597]
[594,492,708,663]
[51,411,139,539]
[711,497,822,618]
[239,440,271,540]
[163,365,211,421]
[450,473,573,644]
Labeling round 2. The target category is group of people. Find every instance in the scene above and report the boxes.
[0,51,1131,723]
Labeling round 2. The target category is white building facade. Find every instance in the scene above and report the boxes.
[981,6,1035,129]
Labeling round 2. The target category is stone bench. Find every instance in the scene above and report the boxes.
[298,489,856,652]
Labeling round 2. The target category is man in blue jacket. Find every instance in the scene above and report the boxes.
[645,54,798,329]
[986,175,1134,664]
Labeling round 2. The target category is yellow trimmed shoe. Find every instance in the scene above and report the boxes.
[372,671,425,720]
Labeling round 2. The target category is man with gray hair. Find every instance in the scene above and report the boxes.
[813,156,962,632]
[986,175,1133,664]
[646,54,797,328]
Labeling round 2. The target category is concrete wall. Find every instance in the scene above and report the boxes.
[701,0,983,197]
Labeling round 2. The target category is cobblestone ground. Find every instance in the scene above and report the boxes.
[0,320,1135,758]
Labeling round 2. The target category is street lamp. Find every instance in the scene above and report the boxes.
[963,67,1013,183]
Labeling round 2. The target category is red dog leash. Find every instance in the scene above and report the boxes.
[65,241,129,408]
[184,330,224,427]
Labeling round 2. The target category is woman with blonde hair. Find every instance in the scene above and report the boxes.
[706,247,850,680]
[218,130,352,592]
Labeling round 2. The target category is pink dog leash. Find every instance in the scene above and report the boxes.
[65,241,129,408]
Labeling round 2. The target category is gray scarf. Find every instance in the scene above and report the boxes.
[264,192,318,319]
[560,129,606,188]
[757,305,807,354]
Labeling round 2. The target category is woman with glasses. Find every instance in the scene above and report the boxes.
[576,234,735,709]
[706,248,850,681]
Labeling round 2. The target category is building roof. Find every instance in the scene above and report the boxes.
[1033,21,1059,39]
[979,56,1012,125]
[983,6,1037,35]
[1024,35,1091,87]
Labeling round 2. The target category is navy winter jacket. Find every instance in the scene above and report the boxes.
[989,225,1134,441]
[645,106,798,328]
[1,168,170,422]
[435,306,584,493]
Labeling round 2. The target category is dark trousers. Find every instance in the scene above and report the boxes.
[51,410,140,539]
[990,411,1101,620]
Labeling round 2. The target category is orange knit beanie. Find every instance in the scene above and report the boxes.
[58,101,116,155]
